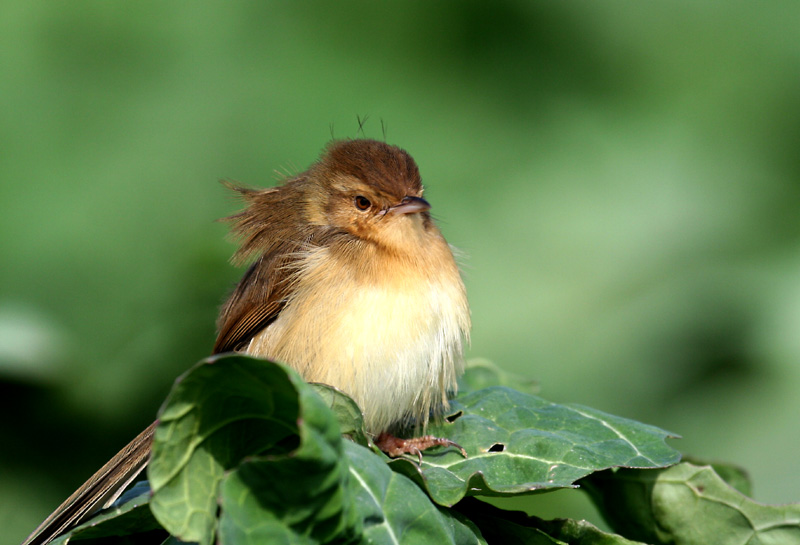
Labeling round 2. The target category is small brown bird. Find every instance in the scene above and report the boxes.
[23,138,470,545]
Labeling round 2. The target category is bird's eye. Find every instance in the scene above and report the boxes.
[354,196,371,211]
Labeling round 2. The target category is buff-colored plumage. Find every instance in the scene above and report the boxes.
[217,138,470,433]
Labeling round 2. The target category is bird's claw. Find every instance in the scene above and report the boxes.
[375,432,468,463]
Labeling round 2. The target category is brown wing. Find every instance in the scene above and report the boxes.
[212,249,297,355]
[213,177,342,355]
[213,300,283,354]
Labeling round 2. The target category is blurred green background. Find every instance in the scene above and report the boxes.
[3,1,800,541]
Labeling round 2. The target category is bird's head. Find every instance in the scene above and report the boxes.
[303,139,437,253]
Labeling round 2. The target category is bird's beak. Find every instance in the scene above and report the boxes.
[388,196,431,215]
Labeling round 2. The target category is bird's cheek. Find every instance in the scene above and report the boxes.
[326,208,358,233]
[345,216,374,239]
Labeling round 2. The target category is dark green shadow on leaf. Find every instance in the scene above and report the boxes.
[217,369,360,545]
[49,488,164,544]
[456,497,648,545]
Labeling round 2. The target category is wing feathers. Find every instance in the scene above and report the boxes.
[213,301,283,354]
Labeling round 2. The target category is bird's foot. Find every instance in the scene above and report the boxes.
[375,432,467,463]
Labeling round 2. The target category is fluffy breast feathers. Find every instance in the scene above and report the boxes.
[246,236,470,434]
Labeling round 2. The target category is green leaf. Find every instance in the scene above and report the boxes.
[389,386,680,506]
[49,486,164,544]
[216,374,360,544]
[345,441,486,545]
[582,462,800,544]
[148,354,358,545]
[534,518,647,545]
[144,354,683,543]
[311,383,370,447]
[456,497,648,545]
[682,455,753,497]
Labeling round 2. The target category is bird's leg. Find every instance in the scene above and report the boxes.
[375,432,467,464]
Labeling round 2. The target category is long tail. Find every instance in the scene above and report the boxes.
[22,421,157,545]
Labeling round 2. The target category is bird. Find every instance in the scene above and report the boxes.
[22,138,470,545]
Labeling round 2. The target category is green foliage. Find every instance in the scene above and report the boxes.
[148,355,358,544]
[45,355,800,544]
[388,386,679,507]
[582,463,800,544]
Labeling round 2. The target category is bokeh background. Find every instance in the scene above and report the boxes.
[3,2,800,541]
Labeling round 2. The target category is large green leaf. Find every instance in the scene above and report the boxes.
[388,386,680,506]
[582,462,800,544]
[345,441,485,545]
[216,376,360,544]
[147,354,493,544]
[148,354,358,545]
